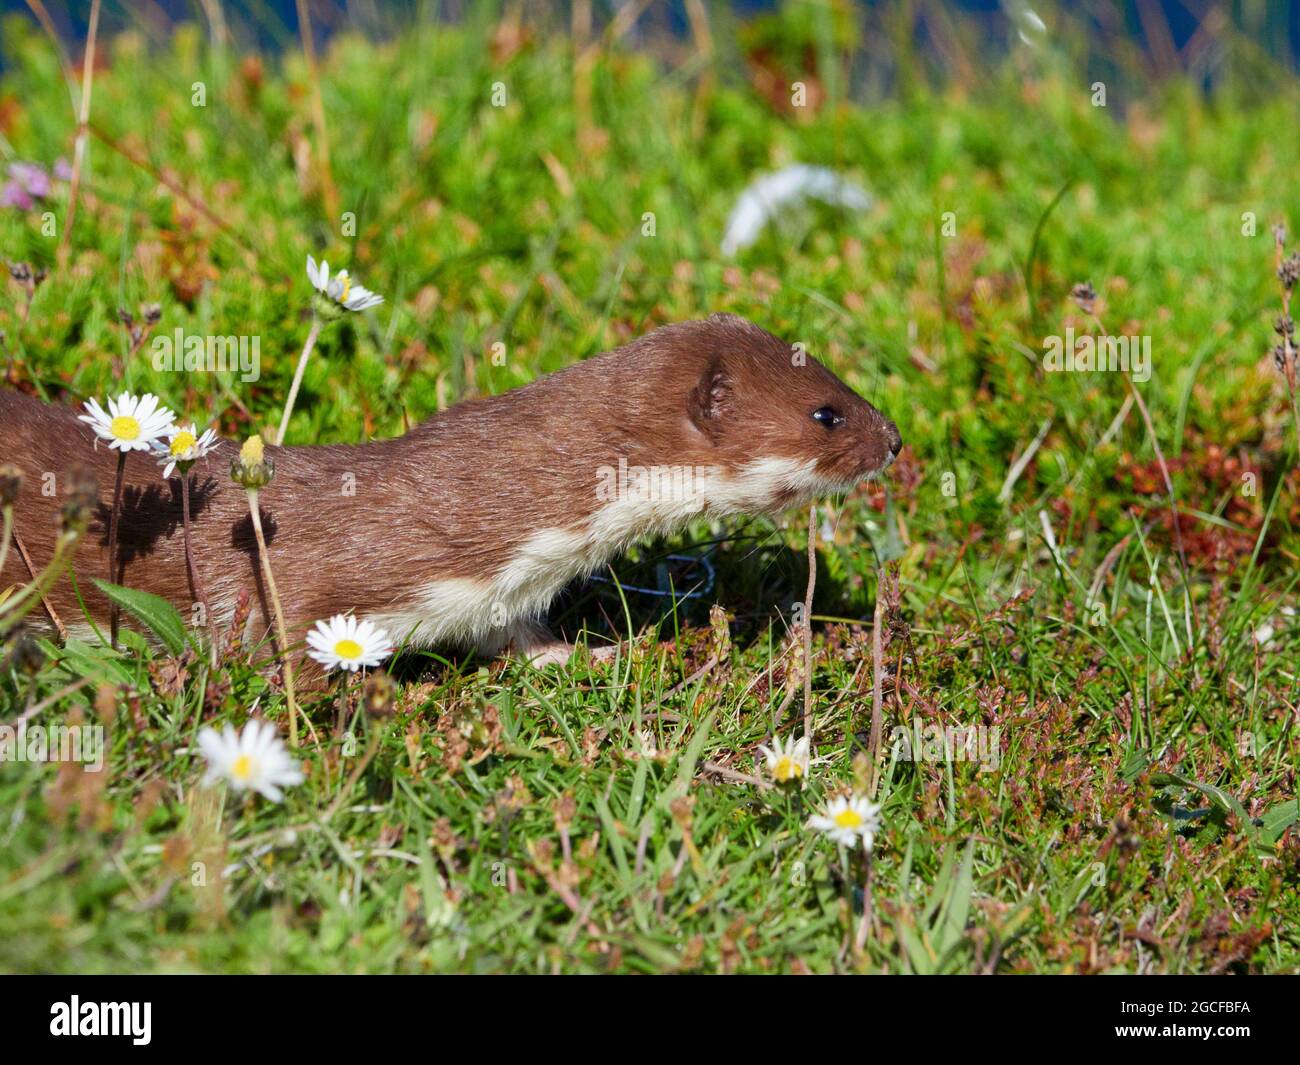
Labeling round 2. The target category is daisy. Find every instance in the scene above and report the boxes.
[156,422,221,662]
[758,734,811,784]
[79,392,175,452]
[231,433,274,489]
[720,164,872,256]
[307,254,384,314]
[634,728,657,758]
[197,718,303,802]
[278,257,383,445]
[306,614,394,672]
[233,433,299,744]
[809,794,882,851]
[153,422,218,479]
[80,392,176,649]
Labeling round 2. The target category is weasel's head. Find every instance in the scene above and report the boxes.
[677,313,901,512]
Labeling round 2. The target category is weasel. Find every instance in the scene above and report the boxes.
[0,313,901,664]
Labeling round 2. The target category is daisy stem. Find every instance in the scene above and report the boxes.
[107,450,125,649]
[869,565,885,789]
[56,0,99,271]
[276,317,321,446]
[839,846,853,934]
[180,473,219,668]
[854,850,874,953]
[245,488,300,747]
[334,670,349,738]
[0,504,13,581]
[322,727,383,824]
[1273,232,1300,462]
[802,502,816,741]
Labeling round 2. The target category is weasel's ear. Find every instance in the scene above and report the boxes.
[687,357,731,439]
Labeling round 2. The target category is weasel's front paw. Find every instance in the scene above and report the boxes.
[500,620,619,667]
[523,640,577,667]
[502,620,574,667]
[524,640,620,667]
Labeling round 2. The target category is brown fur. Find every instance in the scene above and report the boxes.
[1,314,899,658]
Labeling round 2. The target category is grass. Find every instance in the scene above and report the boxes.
[1,2,1300,973]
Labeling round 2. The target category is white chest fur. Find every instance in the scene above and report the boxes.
[367,456,827,650]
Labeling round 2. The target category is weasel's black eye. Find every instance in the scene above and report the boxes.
[811,406,844,428]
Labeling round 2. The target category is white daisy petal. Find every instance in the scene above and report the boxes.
[305,612,394,672]
[79,391,177,452]
[307,253,385,314]
[758,733,811,784]
[807,792,883,852]
[152,420,218,478]
[197,719,301,803]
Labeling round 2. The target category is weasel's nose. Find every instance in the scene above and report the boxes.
[886,421,903,458]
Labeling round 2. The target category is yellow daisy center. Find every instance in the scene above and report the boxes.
[334,638,363,659]
[231,754,253,781]
[774,756,803,782]
[170,431,196,456]
[110,415,141,441]
[834,807,864,829]
[339,273,351,302]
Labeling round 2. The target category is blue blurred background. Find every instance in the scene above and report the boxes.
[2,1,1296,85]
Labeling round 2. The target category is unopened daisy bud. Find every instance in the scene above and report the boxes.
[554,792,577,830]
[851,750,873,791]
[59,466,98,535]
[231,433,274,489]
[532,838,555,868]
[5,629,44,675]
[670,794,694,831]
[430,816,458,858]
[0,464,21,506]
[1071,281,1097,314]
[362,669,395,718]
[634,728,657,758]
[1279,253,1300,291]
[94,683,117,725]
